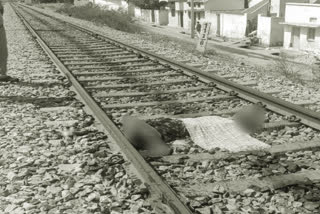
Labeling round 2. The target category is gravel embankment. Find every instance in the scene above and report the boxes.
[29,4,320,113]
[153,149,320,213]
[0,5,153,214]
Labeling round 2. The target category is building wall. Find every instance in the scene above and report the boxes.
[258,14,284,46]
[141,9,152,22]
[128,2,135,16]
[134,7,142,18]
[271,0,309,17]
[285,3,320,23]
[184,1,205,11]
[168,9,179,27]
[92,0,128,10]
[159,10,169,25]
[220,13,247,38]
[246,1,269,20]
[299,27,320,51]
[205,0,245,10]
[283,3,320,51]
[205,11,218,36]
[257,14,272,45]
[283,25,292,48]
[154,10,160,24]
[270,0,281,15]
[180,10,204,29]
[175,1,184,11]
[183,10,190,29]
[249,0,264,7]
[270,16,285,45]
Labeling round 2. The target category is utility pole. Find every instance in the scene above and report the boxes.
[190,0,195,38]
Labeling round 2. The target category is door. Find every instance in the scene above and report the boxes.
[291,27,300,49]
[151,10,155,23]
[180,11,184,28]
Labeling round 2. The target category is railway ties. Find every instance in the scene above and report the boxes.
[67,62,159,70]
[14,4,320,214]
[56,51,133,58]
[52,48,124,55]
[59,54,138,62]
[72,67,168,76]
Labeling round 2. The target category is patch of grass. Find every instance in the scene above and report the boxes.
[56,4,140,33]
[274,53,304,85]
[311,59,320,84]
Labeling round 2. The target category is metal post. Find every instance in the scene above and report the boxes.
[190,0,195,38]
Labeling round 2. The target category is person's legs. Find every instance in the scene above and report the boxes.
[0,23,18,82]
[0,25,8,77]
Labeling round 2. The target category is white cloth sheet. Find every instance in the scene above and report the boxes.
[180,116,270,152]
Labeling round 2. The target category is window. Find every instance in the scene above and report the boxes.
[310,17,317,23]
[308,28,315,41]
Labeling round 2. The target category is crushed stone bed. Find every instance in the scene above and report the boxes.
[28,4,320,113]
[0,4,153,214]
[7,4,320,214]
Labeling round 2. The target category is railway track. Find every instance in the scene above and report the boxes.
[12,3,320,213]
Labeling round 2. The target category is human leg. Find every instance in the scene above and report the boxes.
[0,25,8,77]
[0,25,18,82]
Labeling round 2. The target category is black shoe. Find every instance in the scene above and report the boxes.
[0,76,19,82]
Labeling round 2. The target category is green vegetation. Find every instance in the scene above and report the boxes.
[56,4,139,33]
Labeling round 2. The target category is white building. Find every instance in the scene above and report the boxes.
[256,0,309,47]
[281,2,320,51]
[87,0,128,10]
[205,0,269,39]
[166,0,205,29]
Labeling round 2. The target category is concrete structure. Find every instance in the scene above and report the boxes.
[134,6,142,18]
[204,0,248,10]
[270,0,309,17]
[255,0,309,47]
[205,0,269,38]
[134,7,169,25]
[155,10,169,25]
[249,0,265,7]
[164,0,205,29]
[257,14,284,46]
[167,1,180,27]
[282,3,320,52]
[90,0,128,10]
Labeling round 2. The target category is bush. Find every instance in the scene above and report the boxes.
[56,4,139,33]
[274,53,304,84]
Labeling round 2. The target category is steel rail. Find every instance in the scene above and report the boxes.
[12,4,193,214]
[19,4,320,130]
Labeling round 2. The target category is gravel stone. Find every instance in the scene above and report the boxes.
[0,4,154,214]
